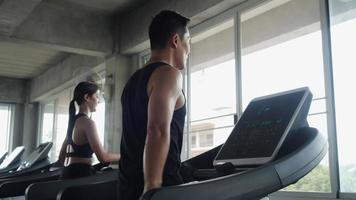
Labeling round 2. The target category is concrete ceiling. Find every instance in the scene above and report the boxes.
[0,41,68,78]
[0,0,147,79]
[54,0,146,15]
[0,0,257,81]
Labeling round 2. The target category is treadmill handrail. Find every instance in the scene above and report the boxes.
[0,170,61,198]
[0,162,110,198]
[57,180,117,200]
[0,159,51,179]
[25,170,117,200]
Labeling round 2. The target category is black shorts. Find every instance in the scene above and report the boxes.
[60,163,95,180]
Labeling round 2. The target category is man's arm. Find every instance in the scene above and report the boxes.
[143,66,182,193]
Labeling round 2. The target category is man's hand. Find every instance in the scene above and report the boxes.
[140,183,160,200]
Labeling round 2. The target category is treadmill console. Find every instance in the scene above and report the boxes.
[0,146,25,169]
[16,142,52,171]
[214,87,312,167]
[0,152,8,164]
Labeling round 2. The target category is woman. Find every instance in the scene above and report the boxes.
[58,81,120,179]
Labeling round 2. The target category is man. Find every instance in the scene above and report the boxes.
[118,10,191,200]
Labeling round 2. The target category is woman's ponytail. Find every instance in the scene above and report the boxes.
[66,100,76,137]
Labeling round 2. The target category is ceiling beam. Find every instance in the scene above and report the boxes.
[30,54,105,101]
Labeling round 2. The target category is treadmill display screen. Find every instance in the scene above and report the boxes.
[216,90,306,160]
[0,147,24,169]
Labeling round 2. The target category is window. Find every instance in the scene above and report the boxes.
[53,93,71,161]
[40,102,54,144]
[91,102,105,146]
[188,18,236,158]
[200,132,213,147]
[190,123,215,156]
[329,0,356,193]
[0,104,13,153]
[240,0,330,192]
[40,92,70,162]
[191,135,197,148]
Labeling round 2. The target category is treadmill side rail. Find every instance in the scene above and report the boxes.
[25,170,117,200]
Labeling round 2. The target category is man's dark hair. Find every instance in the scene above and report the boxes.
[149,10,190,50]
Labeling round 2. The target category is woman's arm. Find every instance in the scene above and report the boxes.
[52,137,68,167]
[84,119,120,163]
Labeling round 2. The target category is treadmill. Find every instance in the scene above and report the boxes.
[0,146,25,174]
[0,142,52,179]
[33,87,328,200]
[0,151,8,165]
[0,162,111,199]
[0,143,55,198]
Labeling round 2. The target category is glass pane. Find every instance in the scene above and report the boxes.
[90,102,105,164]
[309,98,327,115]
[0,104,12,153]
[241,31,325,108]
[91,102,105,145]
[190,59,236,120]
[41,102,54,143]
[329,0,356,193]
[283,114,331,192]
[190,127,233,158]
[240,0,330,192]
[54,93,71,161]
[191,115,235,130]
[189,18,236,158]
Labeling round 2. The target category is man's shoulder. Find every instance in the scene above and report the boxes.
[152,64,181,80]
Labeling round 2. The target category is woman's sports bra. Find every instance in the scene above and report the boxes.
[66,113,94,158]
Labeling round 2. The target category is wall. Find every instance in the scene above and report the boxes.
[0,76,26,103]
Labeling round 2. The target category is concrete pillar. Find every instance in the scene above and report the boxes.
[104,54,131,153]
[10,103,25,150]
[0,77,26,152]
[21,102,39,156]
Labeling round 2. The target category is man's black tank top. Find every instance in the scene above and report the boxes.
[118,62,186,200]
